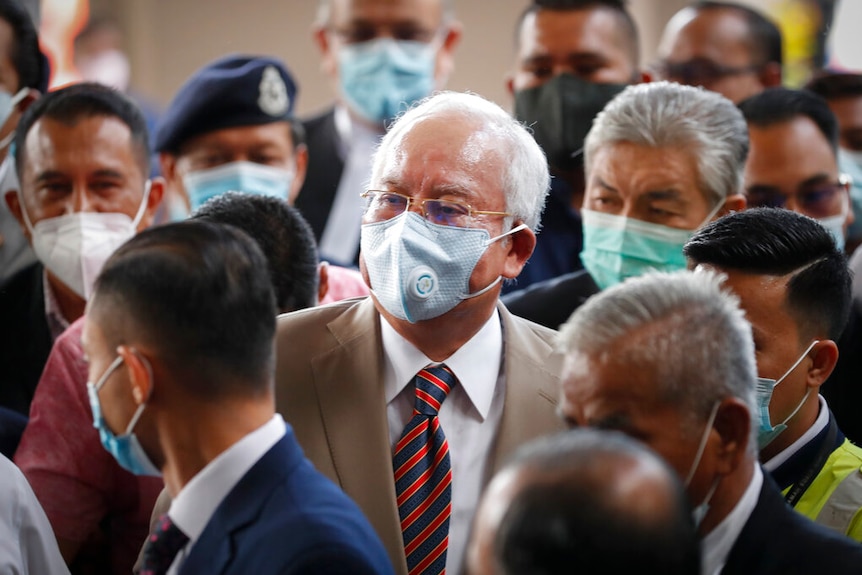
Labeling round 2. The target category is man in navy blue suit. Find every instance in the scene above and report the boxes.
[80,220,394,575]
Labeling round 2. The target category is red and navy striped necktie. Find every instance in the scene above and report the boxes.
[393,364,457,575]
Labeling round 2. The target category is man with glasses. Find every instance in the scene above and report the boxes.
[738,88,853,252]
[295,0,461,266]
[274,90,563,575]
[655,1,782,104]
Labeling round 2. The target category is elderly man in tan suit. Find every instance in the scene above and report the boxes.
[145,90,561,575]
[275,90,561,575]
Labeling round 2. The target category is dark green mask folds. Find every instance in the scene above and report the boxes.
[515,74,627,172]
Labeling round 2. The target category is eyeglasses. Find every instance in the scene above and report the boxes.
[745,175,851,218]
[361,190,511,228]
[652,58,762,86]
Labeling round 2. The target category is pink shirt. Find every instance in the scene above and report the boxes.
[14,318,163,575]
[320,264,369,305]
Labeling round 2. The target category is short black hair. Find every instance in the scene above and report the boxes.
[684,208,851,341]
[738,87,839,155]
[192,192,318,313]
[0,0,44,92]
[805,72,862,101]
[515,0,640,68]
[15,82,150,176]
[93,220,277,396]
[694,1,783,67]
[495,429,699,575]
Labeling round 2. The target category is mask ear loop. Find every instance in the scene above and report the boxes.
[461,223,530,301]
[685,400,721,488]
[130,180,152,229]
[123,350,154,435]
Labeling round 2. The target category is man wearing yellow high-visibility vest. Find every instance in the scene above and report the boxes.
[686,207,862,541]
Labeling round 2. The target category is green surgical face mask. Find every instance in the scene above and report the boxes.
[514,74,627,172]
[580,206,721,290]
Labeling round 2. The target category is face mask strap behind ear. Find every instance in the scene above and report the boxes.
[131,180,152,228]
[698,198,727,229]
[484,222,528,246]
[684,400,721,488]
[123,350,154,435]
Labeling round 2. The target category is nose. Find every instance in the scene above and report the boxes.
[70,186,94,213]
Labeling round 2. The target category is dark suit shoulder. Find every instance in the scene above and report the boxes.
[502,269,599,330]
[300,107,337,133]
[723,475,862,575]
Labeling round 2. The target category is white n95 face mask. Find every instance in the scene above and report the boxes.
[19,181,151,300]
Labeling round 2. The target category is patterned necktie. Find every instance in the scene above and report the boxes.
[140,513,189,575]
[393,364,458,575]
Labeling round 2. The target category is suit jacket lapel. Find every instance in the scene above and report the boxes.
[178,436,300,575]
[310,299,406,573]
[486,303,563,479]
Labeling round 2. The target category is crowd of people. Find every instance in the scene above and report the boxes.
[1,0,862,574]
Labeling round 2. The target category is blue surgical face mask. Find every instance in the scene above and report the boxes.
[580,203,722,290]
[87,355,161,477]
[360,211,525,323]
[338,38,436,126]
[182,161,294,212]
[756,340,819,450]
[684,402,721,529]
[816,187,849,252]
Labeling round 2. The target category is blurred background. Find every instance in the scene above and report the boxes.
[22,0,862,117]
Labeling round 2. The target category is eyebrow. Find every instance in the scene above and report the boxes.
[644,189,684,202]
[746,172,836,193]
[595,177,620,194]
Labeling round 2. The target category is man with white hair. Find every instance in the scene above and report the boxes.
[274,90,563,574]
[558,270,862,574]
[503,81,747,328]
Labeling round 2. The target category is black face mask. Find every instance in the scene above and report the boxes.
[515,73,628,172]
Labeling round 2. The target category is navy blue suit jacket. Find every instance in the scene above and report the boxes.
[721,474,862,574]
[178,427,394,575]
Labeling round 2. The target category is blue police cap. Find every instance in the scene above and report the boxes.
[155,54,297,153]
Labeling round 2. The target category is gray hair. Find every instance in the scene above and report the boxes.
[584,81,749,206]
[559,269,757,452]
[369,91,551,231]
[316,0,456,27]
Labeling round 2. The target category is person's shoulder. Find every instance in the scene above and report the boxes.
[300,107,336,132]
[502,269,599,329]
[278,297,369,329]
[0,261,41,303]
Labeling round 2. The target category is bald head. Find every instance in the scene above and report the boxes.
[467,429,700,575]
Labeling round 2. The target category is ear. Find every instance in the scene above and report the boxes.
[502,223,537,279]
[137,177,165,231]
[711,397,751,477]
[117,346,153,406]
[758,62,782,89]
[717,194,746,218]
[160,153,190,213]
[289,144,309,206]
[504,73,515,98]
[314,25,339,78]
[317,261,330,305]
[807,340,839,389]
[4,189,29,241]
[434,22,463,87]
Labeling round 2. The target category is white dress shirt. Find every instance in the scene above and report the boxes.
[0,454,70,575]
[318,106,380,264]
[701,464,763,575]
[763,395,830,473]
[382,310,506,575]
[166,415,286,575]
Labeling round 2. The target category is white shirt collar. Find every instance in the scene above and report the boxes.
[380,309,502,420]
[168,415,286,544]
[763,395,830,472]
[701,464,763,575]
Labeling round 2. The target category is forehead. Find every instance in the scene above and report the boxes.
[561,349,661,414]
[377,113,506,201]
[663,8,754,62]
[329,0,443,25]
[23,115,142,176]
[589,142,703,196]
[518,7,630,60]
[177,122,293,155]
[746,116,838,182]
[704,266,795,330]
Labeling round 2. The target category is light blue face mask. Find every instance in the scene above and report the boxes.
[360,211,525,323]
[338,38,436,126]
[182,161,294,212]
[87,355,161,477]
[580,204,722,290]
[756,340,819,450]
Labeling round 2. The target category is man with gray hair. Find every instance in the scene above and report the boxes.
[274,90,563,575]
[504,81,747,328]
[558,270,862,574]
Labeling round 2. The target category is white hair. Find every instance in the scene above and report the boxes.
[584,81,749,206]
[559,269,758,453]
[369,91,551,231]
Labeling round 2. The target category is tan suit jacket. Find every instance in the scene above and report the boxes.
[274,297,564,574]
